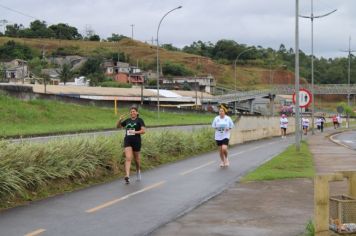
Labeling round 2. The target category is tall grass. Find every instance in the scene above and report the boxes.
[0,128,215,208]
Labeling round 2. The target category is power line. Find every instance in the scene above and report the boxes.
[0,3,38,20]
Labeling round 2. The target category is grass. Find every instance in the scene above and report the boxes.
[242,141,315,182]
[0,93,215,138]
[0,128,216,209]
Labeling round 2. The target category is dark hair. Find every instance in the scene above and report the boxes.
[130,106,138,112]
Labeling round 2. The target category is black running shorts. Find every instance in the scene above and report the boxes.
[216,138,229,146]
[124,137,141,152]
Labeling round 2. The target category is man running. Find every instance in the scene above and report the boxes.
[117,106,145,184]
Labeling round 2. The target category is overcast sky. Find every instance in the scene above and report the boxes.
[0,0,355,58]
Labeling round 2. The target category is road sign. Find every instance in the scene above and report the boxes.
[292,88,312,108]
[336,106,344,114]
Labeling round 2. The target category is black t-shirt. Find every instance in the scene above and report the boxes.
[121,117,145,139]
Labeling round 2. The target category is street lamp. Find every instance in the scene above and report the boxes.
[234,47,253,91]
[156,6,182,118]
[341,36,355,128]
[300,0,336,135]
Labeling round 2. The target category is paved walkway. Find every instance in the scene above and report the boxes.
[152,129,356,236]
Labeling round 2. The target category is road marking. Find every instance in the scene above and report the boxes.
[229,141,279,158]
[24,229,46,236]
[86,181,166,213]
[180,161,215,176]
[330,133,353,150]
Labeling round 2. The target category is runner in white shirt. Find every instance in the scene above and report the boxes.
[315,117,322,131]
[211,104,234,167]
[302,117,310,135]
[280,114,288,138]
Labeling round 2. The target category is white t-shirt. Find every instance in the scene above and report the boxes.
[211,115,234,141]
[315,118,322,126]
[302,118,310,127]
[280,117,288,128]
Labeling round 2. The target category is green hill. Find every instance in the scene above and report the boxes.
[0,37,297,89]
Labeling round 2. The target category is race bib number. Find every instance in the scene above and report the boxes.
[127,129,135,136]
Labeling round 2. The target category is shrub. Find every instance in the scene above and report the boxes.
[0,128,215,207]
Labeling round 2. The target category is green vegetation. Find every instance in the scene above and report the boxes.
[303,220,315,236]
[0,94,215,138]
[100,81,132,88]
[0,40,38,60]
[0,128,215,209]
[242,141,315,182]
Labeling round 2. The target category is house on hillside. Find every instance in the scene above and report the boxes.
[4,59,29,81]
[160,75,216,94]
[49,56,87,71]
[103,60,144,85]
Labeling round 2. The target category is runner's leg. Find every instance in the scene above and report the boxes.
[222,144,229,166]
[133,151,141,180]
[124,147,133,178]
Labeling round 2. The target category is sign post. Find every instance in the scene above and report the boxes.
[293,88,312,142]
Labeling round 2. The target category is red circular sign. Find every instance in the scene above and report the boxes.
[292,88,312,108]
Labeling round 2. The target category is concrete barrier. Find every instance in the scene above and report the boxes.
[230,116,296,145]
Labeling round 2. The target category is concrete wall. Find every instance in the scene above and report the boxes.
[230,116,296,145]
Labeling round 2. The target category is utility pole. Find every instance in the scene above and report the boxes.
[341,36,356,129]
[130,24,134,40]
[195,75,198,108]
[295,0,301,151]
[299,0,336,135]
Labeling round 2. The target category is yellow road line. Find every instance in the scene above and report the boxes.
[86,181,166,213]
[180,161,215,176]
[24,228,46,236]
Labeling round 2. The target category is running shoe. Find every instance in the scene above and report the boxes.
[220,161,225,167]
[124,176,130,184]
[136,170,141,181]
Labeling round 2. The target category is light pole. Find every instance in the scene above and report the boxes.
[295,0,301,151]
[130,24,134,39]
[341,36,355,128]
[300,0,336,135]
[234,47,253,91]
[269,64,286,116]
[156,6,182,118]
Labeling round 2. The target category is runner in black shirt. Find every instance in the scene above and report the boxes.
[117,106,145,184]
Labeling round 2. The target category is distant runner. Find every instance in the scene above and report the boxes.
[332,115,338,129]
[302,117,310,135]
[211,104,234,167]
[280,114,288,138]
[117,106,145,184]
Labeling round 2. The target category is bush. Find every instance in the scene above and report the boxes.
[100,81,132,88]
[0,128,215,207]
[162,61,193,76]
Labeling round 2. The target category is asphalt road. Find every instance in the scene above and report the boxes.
[10,125,209,143]
[0,135,294,236]
[331,130,356,150]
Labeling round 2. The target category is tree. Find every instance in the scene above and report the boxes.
[49,23,82,40]
[162,44,180,51]
[107,33,127,42]
[59,63,72,85]
[40,72,50,94]
[80,57,103,75]
[5,24,23,37]
[0,40,36,60]
[89,34,100,41]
